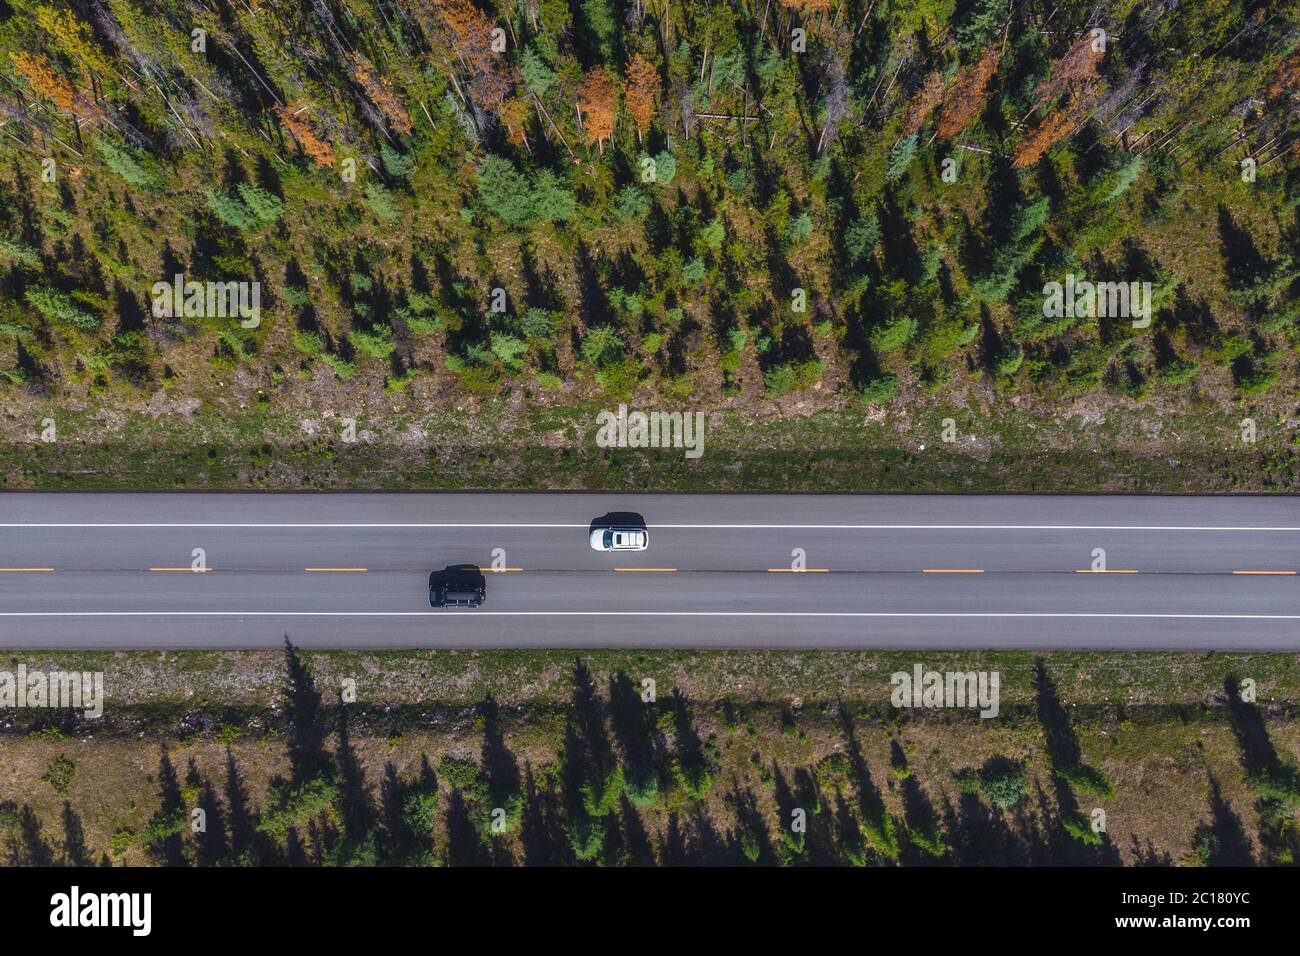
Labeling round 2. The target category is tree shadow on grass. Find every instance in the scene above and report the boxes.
[6,803,54,866]
[60,800,91,866]
[727,784,774,865]
[519,760,566,866]
[148,750,187,866]
[1191,773,1254,866]
[186,757,229,866]
[608,672,660,806]
[283,637,331,785]
[479,695,522,841]
[890,741,947,865]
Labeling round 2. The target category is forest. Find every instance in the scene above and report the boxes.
[4,645,1299,866]
[0,0,1295,432]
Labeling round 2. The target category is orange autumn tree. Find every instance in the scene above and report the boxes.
[935,45,1002,139]
[578,68,617,151]
[275,103,335,167]
[900,70,945,134]
[11,51,103,124]
[431,0,511,117]
[349,53,412,134]
[1030,34,1105,112]
[624,54,658,136]
[1013,99,1079,167]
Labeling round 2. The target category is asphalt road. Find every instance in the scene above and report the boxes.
[0,493,1297,649]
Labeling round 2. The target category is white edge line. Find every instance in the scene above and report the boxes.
[0,524,1299,531]
[0,612,1297,619]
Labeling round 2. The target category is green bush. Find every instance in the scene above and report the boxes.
[1059,763,1115,799]
[257,777,338,842]
[978,758,1028,809]
[25,286,100,331]
[567,815,606,860]
[93,137,161,189]
[0,236,41,269]
[1062,811,1104,846]
[870,314,918,353]
[581,325,624,366]
[41,754,75,794]
[860,372,899,404]
[364,182,399,221]
[350,326,395,360]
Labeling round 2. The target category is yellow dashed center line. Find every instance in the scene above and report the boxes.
[479,567,524,572]
[0,568,55,572]
[1232,570,1296,575]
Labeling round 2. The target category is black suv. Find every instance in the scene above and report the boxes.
[429,565,487,608]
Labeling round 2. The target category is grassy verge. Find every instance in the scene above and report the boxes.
[2,649,1297,866]
[2,399,1297,491]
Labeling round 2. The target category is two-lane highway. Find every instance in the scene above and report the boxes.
[0,493,1297,649]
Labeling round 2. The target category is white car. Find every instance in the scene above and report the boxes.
[590,527,649,551]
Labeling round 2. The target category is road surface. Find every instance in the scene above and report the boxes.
[0,493,1297,649]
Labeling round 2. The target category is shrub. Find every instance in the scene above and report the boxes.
[0,236,41,269]
[566,816,605,860]
[477,155,536,227]
[869,314,918,352]
[596,356,642,396]
[531,170,575,223]
[887,134,918,181]
[860,372,899,404]
[489,332,529,369]
[614,185,650,223]
[978,758,1028,809]
[523,308,555,339]
[257,777,338,842]
[41,754,75,794]
[380,143,416,179]
[237,183,284,224]
[1059,763,1115,798]
[1062,810,1103,845]
[93,137,160,188]
[364,182,399,220]
[844,214,880,263]
[350,326,395,360]
[438,756,481,792]
[581,325,624,366]
[109,830,135,855]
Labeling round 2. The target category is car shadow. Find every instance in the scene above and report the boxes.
[588,512,648,536]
